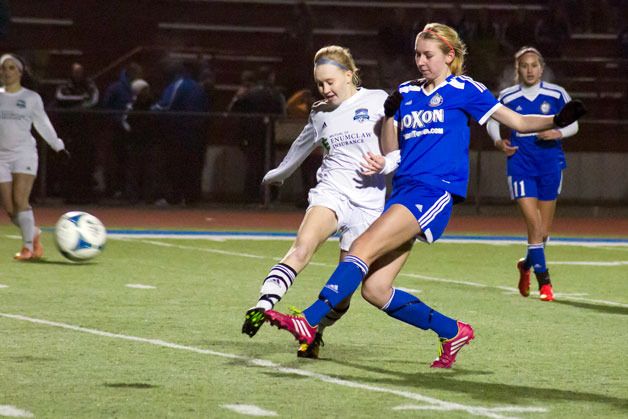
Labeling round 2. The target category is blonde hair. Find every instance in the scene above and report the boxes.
[514,46,544,83]
[313,45,361,86]
[417,23,467,76]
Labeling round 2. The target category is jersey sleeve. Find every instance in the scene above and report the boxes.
[31,94,65,152]
[262,113,320,184]
[459,76,501,125]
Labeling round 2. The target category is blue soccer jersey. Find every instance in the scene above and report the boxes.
[498,81,570,176]
[393,75,500,200]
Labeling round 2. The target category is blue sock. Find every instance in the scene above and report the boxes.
[303,255,368,326]
[527,243,547,273]
[383,288,458,339]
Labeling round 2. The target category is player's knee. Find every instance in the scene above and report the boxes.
[360,281,386,306]
[289,244,315,266]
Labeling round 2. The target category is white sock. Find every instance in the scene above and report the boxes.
[256,263,297,310]
[16,209,36,251]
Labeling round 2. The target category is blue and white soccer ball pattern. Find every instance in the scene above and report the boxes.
[54,211,107,261]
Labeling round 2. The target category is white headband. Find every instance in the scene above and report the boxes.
[0,54,24,72]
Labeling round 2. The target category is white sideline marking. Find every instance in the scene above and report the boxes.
[397,287,422,294]
[0,405,34,418]
[221,404,277,416]
[551,261,628,266]
[125,284,156,289]
[394,404,547,414]
[0,313,547,419]
[133,240,628,309]
[0,284,8,289]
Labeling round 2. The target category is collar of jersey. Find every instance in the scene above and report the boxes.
[421,75,454,96]
[520,81,542,101]
[334,87,363,110]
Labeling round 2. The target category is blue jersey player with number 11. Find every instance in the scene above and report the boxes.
[487,46,578,302]
[262,23,586,368]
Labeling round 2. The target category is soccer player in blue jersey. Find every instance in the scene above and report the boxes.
[262,23,586,368]
[487,47,578,302]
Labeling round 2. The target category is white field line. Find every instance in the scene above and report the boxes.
[221,404,278,416]
[0,405,34,418]
[393,404,547,414]
[551,261,628,266]
[0,284,8,288]
[0,313,546,419]
[125,284,156,289]
[134,239,628,309]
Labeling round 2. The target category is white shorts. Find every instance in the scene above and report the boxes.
[308,185,382,251]
[0,152,38,183]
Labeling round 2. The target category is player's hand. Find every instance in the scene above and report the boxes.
[384,90,402,118]
[537,129,562,140]
[360,152,385,175]
[495,139,518,156]
[554,99,586,127]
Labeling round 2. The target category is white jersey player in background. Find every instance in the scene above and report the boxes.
[0,54,68,260]
[241,45,399,358]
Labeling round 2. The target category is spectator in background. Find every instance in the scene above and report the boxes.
[101,62,143,199]
[227,69,256,112]
[153,61,209,206]
[534,2,571,58]
[123,79,157,204]
[55,63,99,108]
[54,62,99,203]
[230,65,285,204]
[501,8,537,55]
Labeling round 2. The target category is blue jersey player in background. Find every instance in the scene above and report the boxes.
[487,46,578,302]
[262,23,586,369]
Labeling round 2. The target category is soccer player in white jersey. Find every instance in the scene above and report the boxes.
[241,45,396,358]
[487,47,578,302]
[262,23,585,368]
[0,54,68,260]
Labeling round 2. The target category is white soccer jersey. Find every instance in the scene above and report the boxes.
[0,87,64,159]
[263,88,388,210]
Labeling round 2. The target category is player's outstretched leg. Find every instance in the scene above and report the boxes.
[431,321,475,369]
[264,309,317,345]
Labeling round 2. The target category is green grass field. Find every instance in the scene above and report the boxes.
[1,225,627,418]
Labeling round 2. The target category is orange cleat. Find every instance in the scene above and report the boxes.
[14,247,34,261]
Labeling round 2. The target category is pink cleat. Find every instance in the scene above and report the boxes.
[516,258,531,297]
[431,321,475,369]
[539,284,555,302]
[14,247,34,261]
[264,309,317,345]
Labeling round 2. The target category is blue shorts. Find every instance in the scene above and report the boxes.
[384,183,453,244]
[508,171,563,201]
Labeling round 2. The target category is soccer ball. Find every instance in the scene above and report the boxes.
[54,211,107,261]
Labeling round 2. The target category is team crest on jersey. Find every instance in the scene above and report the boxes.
[428,93,443,107]
[353,108,370,122]
[540,101,551,114]
[16,99,26,108]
